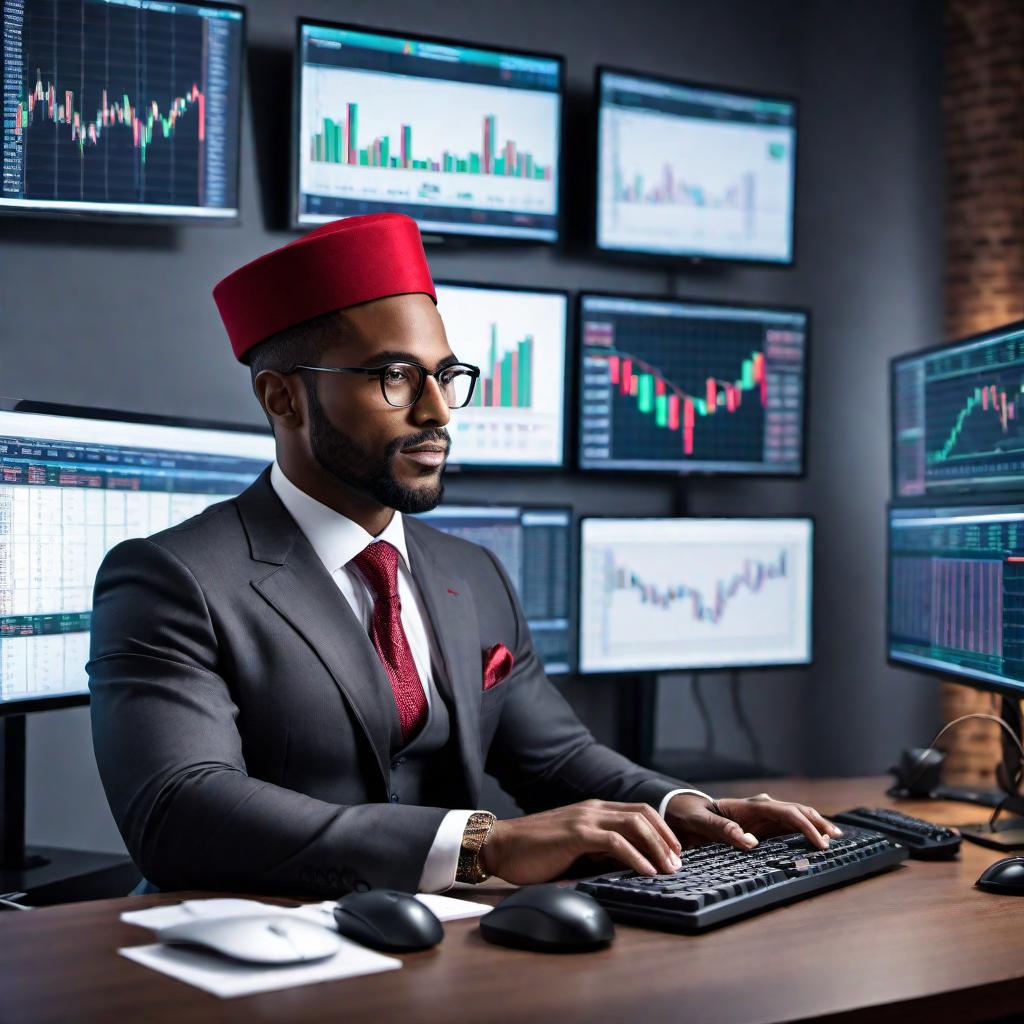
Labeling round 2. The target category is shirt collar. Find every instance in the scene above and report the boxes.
[269,461,410,574]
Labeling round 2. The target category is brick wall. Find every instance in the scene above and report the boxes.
[942,0,1024,787]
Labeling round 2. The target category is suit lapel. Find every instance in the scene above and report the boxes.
[405,520,483,806]
[237,471,394,788]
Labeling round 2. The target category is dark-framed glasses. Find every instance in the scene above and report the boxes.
[286,361,481,409]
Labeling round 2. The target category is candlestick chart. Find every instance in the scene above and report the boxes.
[925,374,1024,469]
[1,0,243,214]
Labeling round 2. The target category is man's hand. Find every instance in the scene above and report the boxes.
[665,792,842,852]
[478,800,683,885]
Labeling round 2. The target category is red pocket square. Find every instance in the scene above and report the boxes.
[482,642,514,691]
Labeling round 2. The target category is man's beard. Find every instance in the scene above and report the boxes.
[306,384,447,514]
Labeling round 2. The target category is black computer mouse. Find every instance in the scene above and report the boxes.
[976,856,1024,895]
[332,890,444,952]
[479,884,615,952]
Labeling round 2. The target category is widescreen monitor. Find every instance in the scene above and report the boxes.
[293,21,563,241]
[0,0,244,220]
[414,505,573,674]
[578,517,812,674]
[889,505,1024,697]
[595,68,797,264]
[436,283,567,468]
[577,294,807,475]
[892,320,1024,499]
[0,400,274,713]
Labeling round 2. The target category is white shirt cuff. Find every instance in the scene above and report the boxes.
[658,788,714,819]
[418,810,475,893]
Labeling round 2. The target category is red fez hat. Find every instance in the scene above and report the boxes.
[213,213,437,362]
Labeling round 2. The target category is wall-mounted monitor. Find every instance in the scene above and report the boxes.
[595,67,797,265]
[891,320,1024,499]
[436,282,567,468]
[414,504,573,674]
[0,399,274,714]
[889,504,1024,698]
[0,0,244,221]
[577,293,807,476]
[579,517,813,674]
[293,21,563,241]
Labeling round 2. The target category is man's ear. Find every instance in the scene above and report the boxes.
[254,369,305,433]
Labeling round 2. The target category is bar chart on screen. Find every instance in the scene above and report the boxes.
[579,518,812,673]
[436,284,566,466]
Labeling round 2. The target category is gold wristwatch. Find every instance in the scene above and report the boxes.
[456,811,496,884]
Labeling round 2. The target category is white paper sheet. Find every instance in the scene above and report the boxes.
[119,938,400,999]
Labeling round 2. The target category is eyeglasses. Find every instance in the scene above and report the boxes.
[286,361,481,410]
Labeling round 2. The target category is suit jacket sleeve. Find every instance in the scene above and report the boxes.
[88,538,447,897]
[479,549,689,813]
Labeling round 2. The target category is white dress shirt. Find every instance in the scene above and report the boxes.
[270,462,710,889]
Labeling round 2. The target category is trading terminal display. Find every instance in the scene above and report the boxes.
[578,294,806,475]
[0,407,273,705]
[1,0,244,218]
[892,321,1024,498]
[889,505,1024,695]
[414,504,573,674]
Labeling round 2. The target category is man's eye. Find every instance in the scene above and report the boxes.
[384,367,411,383]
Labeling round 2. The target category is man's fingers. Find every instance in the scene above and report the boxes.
[611,811,681,873]
[779,805,829,849]
[635,802,682,855]
[798,804,843,837]
[590,829,657,876]
[696,807,758,850]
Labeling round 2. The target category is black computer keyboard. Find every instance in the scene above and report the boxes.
[577,826,908,932]
[831,807,961,859]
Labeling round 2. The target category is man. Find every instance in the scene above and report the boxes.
[88,213,838,898]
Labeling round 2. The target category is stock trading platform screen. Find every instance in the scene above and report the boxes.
[436,283,566,467]
[413,505,573,674]
[295,21,562,240]
[1,0,244,219]
[578,295,806,475]
[579,517,812,674]
[596,70,797,264]
[892,322,1024,498]
[889,506,1024,695]
[0,407,273,706]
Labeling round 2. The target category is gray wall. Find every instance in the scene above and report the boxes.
[2,0,945,856]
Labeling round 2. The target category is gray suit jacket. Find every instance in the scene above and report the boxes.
[88,468,683,898]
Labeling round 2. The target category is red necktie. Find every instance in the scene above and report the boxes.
[351,541,428,743]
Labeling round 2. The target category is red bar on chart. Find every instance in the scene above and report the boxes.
[608,355,620,385]
[621,359,633,395]
[667,394,680,431]
[706,378,717,413]
[683,398,695,455]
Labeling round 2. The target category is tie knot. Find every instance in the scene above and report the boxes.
[351,541,400,600]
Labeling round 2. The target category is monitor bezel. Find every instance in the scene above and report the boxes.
[889,318,1024,503]
[0,395,272,718]
[434,279,571,472]
[885,501,1024,700]
[0,0,246,227]
[576,514,815,676]
[590,64,799,270]
[290,18,566,245]
[416,500,576,675]
[573,289,811,479]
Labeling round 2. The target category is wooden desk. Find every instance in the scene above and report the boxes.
[3,777,1023,1024]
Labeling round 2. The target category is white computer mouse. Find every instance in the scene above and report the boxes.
[157,913,343,964]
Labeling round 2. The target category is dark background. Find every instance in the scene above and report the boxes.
[0,0,944,855]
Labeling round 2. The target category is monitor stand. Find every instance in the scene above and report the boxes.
[953,696,1024,852]
[1,715,139,908]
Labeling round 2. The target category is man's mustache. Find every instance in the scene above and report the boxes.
[387,429,451,458]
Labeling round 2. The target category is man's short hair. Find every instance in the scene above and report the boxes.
[244,309,352,432]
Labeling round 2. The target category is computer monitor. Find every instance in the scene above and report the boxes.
[891,320,1024,499]
[577,293,807,475]
[0,0,244,221]
[293,20,563,241]
[414,504,573,674]
[595,67,797,265]
[436,282,567,468]
[0,399,274,714]
[578,517,812,674]
[888,504,1024,697]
